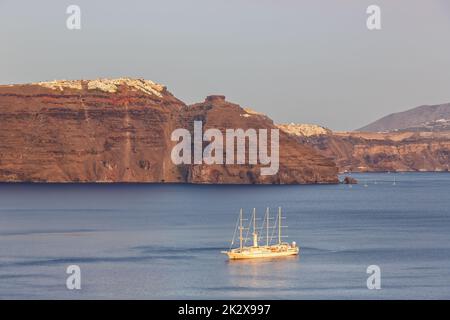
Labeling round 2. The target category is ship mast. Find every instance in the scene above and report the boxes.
[253,208,256,235]
[239,208,243,250]
[278,207,282,244]
[252,208,258,247]
[266,207,269,246]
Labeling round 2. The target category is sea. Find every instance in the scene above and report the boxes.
[0,172,449,299]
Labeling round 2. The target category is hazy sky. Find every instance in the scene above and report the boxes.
[1,0,450,130]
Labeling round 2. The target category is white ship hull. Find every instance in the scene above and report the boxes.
[223,245,299,260]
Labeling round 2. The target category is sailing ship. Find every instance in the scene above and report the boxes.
[222,207,299,260]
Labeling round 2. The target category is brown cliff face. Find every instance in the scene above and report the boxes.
[0,80,338,183]
[279,124,450,173]
[0,79,185,182]
[180,96,338,184]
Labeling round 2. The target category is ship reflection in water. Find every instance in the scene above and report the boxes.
[226,256,300,293]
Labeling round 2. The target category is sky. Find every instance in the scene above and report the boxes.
[1,0,450,130]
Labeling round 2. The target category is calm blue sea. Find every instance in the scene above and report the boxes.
[0,172,449,299]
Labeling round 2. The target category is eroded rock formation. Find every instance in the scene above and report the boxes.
[279,124,450,172]
[0,79,339,183]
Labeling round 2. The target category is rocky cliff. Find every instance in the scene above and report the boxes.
[0,79,338,183]
[182,96,338,183]
[279,124,450,173]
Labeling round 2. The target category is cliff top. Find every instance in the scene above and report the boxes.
[1,78,166,97]
[278,123,332,137]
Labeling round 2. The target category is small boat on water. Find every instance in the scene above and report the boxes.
[222,207,299,260]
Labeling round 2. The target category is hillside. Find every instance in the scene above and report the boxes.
[358,103,450,132]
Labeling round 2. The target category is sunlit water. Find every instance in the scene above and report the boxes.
[1,172,449,299]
